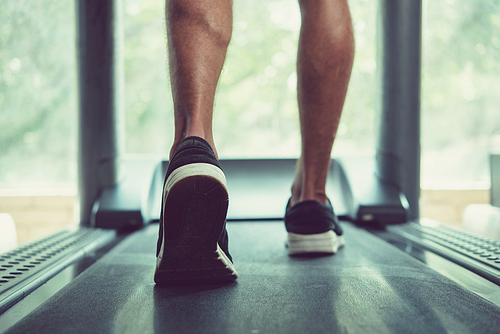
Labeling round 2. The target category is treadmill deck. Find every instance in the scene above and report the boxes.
[5,221,500,333]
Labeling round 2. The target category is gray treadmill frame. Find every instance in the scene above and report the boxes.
[77,0,422,228]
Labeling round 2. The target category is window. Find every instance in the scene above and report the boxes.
[420,0,500,226]
[0,1,77,186]
[0,0,379,185]
[421,0,500,189]
[0,1,77,246]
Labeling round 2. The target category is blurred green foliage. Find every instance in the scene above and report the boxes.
[421,0,500,186]
[122,0,171,154]
[0,1,77,185]
[121,0,378,158]
[0,0,499,187]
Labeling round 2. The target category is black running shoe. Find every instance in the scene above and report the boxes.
[154,137,237,285]
[284,199,345,255]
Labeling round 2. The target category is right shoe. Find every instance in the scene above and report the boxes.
[284,199,345,256]
[154,136,238,285]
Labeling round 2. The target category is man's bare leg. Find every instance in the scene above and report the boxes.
[290,0,354,207]
[166,0,233,159]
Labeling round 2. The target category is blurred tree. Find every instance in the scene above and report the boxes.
[421,0,500,185]
[0,0,77,185]
[123,0,171,154]
[121,0,378,158]
[1,0,499,188]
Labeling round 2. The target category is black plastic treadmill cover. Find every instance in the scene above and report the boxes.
[7,222,500,333]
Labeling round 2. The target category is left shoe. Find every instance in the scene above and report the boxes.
[284,199,345,255]
[154,136,238,285]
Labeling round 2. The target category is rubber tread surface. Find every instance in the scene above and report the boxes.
[6,222,500,334]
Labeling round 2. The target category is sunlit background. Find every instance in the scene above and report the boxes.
[1,0,499,244]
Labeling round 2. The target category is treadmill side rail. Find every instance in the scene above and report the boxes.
[147,158,356,222]
[92,158,159,230]
[355,178,410,225]
[0,228,116,315]
[338,156,410,225]
[92,157,410,229]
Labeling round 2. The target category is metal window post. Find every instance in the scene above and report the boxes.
[376,0,422,220]
[77,0,123,226]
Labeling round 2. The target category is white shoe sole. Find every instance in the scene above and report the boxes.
[165,162,228,194]
[155,162,237,284]
[286,231,345,255]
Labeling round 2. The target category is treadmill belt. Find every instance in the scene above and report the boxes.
[6,222,500,333]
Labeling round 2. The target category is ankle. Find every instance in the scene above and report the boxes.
[290,187,328,207]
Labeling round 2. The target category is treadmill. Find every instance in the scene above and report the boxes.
[1,1,500,333]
